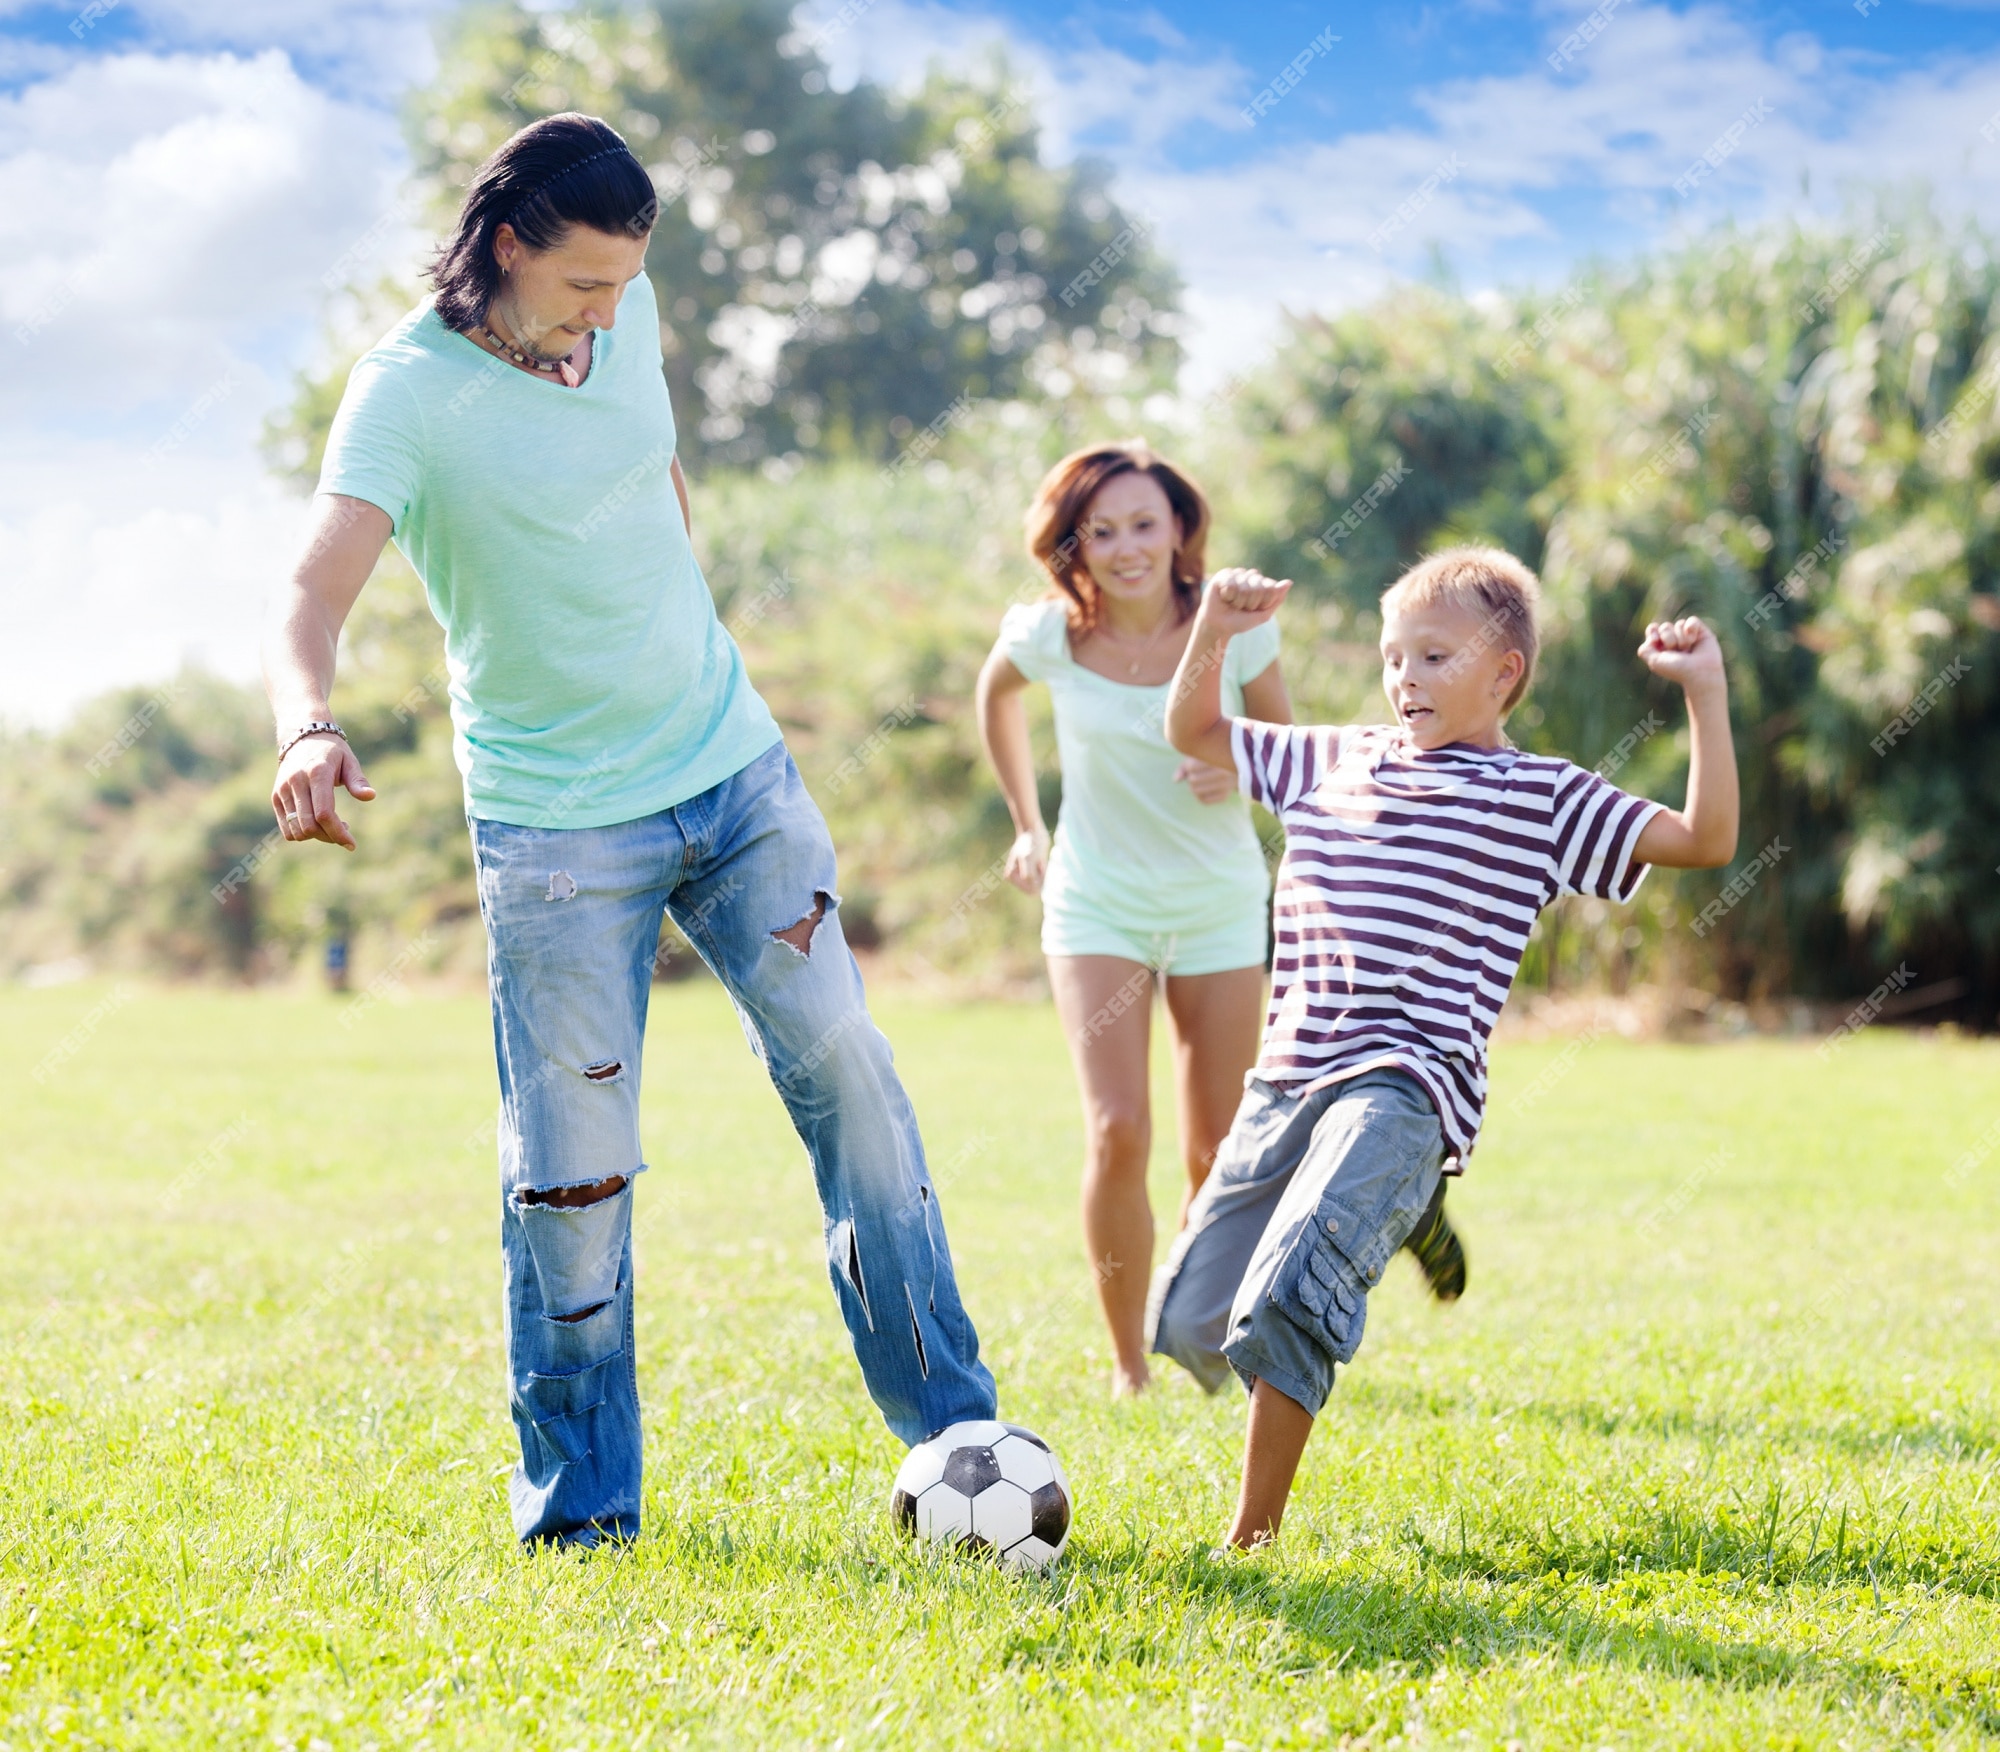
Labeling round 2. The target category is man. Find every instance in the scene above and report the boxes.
[265,113,997,1547]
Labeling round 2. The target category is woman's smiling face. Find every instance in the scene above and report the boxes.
[1379,600,1526,750]
[1077,471,1181,612]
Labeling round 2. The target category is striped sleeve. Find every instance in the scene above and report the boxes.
[1549,762,1667,900]
[1229,720,1338,815]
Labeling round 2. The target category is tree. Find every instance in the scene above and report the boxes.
[375,1,1176,468]
[1215,209,2000,1018]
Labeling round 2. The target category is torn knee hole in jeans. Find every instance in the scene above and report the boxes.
[771,891,832,959]
[512,1176,629,1328]
[582,1060,623,1082]
[519,1174,627,1210]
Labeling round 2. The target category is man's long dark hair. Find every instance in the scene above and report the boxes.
[429,113,658,331]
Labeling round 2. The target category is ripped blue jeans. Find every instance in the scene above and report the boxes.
[472,741,997,1546]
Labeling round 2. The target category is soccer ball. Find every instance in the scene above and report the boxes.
[891,1420,1071,1571]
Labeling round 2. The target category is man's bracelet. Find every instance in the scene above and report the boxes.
[277,721,347,760]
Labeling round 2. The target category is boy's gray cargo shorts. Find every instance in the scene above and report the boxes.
[1146,1068,1448,1415]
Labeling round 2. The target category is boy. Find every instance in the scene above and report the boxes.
[1152,547,1738,1548]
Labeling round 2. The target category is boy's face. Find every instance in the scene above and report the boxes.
[1379,600,1526,751]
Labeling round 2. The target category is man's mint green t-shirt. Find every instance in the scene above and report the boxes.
[317,273,780,829]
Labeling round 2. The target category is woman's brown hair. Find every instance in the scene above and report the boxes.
[1025,440,1210,631]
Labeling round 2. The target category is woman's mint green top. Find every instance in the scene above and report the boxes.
[998,597,1281,935]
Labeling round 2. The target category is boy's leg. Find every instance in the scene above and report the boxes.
[668,745,997,1444]
[1220,1070,1447,1544]
[1229,1379,1315,1548]
[471,811,674,1546]
[1147,1078,1327,1392]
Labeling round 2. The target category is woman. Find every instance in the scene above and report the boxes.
[976,441,1466,1396]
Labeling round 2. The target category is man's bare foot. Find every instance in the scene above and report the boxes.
[1111,1360,1152,1397]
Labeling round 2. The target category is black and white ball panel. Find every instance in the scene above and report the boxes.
[891,1419,1071,1570]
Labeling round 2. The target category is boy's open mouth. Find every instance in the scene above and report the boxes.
[1399,702,1434,726]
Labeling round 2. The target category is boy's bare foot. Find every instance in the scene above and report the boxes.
[1111,1359,1152,1397]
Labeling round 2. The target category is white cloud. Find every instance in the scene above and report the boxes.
[33,0,450,96]
[820,1,2000,393]
[0,35,77,84]
[12,3,2000,722]
[0,48,415,724]
[0,466,310,728]
[812,0,1247,162]
[0,50,413,410]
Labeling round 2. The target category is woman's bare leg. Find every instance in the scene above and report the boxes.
[1048,954,1158,1396]
[1161,963,1266,1228]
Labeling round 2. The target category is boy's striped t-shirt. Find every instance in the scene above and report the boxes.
[1230,719,1664,1168]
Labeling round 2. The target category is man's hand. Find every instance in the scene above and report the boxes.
[272,733,375,851]
[1003,822,1051,895]
[1639,616,1725,694]
[264,493,393,852]
[1198,567,1293,635]
[1175,757,1237,804]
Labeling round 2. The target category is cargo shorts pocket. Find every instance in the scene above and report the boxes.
[1274,1229,1371,1365]
[1264,1088,1444,1365]
[1313,1191,1401,1286]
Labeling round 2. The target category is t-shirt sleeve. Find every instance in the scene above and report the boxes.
[623,267,663,359]
[1223,617,1282,690]
[317,353,425,532]
[995,599,1069,683]
[619,271,679,447]
[1230,719,1338,815]
[1549,762,1667,901]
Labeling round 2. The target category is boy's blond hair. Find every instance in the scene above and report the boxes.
[1381,546,1542,713]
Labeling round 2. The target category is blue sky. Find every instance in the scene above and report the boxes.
[5,0,2000,719]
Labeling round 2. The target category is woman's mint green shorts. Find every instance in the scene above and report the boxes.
[1041,886,1268,977]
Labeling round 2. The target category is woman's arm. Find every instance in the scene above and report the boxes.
[975,645,1052,894]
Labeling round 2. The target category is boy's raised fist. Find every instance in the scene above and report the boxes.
[1638,616,1725,691]
[1202,567,1293,629]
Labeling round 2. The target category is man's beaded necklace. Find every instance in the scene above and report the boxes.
[471,322,585,388]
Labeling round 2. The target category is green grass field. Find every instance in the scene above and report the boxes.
[4,982,1998,1750]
